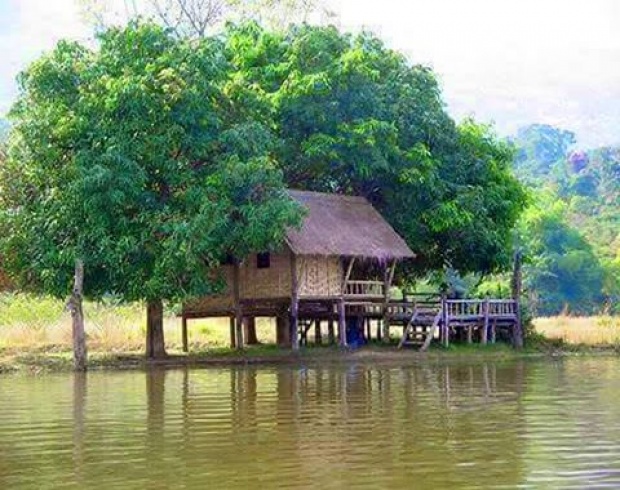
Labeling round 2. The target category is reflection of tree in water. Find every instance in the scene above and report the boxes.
[163,362,529,488]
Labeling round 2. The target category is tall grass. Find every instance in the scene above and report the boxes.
[0,293,275,352]
[535,315,620,346]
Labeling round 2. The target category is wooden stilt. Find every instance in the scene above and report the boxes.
[291,254,299,351]
[337,299,346,347]
[229,316,236,349]
[467,325,473,344]
[491,319,497,344]
[315,320,322,345]
[382,260,396,343]
[481,299,489,345]
[441,293,449,348]
[327,317,335,345]
[181,315,189,353]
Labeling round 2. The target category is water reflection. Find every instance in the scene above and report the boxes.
[2,358,620,489]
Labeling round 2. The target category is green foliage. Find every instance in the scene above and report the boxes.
[512,124,576,182]
[0,22,302,303]
[512,124,619,314]
[225,23,527,276]
[518,192,606,315]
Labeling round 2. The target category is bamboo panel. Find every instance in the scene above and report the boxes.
[240,251,292,299]
[297,255,342,298]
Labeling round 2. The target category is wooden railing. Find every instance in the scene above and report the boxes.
[344,280,384,299]
[445,299,517,320]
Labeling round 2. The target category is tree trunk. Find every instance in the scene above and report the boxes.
[68,259,87,371]
[146,299,167,359]
[244,317,259,345]
[511,249,524,349]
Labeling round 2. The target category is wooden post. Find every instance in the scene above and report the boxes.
[314,320,322,345]
[233,261,243,349]
[338,298,346,347]
[291,254,299,351]
[491,318,497,344]
[481,299,489,345]
[466,325,473,344]
[382,260,397,343]
[68,259,87,371]
[511,250,524,349]
[441,293,449,348]
[327,317,335,345]
[181,315,189,353]
[229,316,236,349]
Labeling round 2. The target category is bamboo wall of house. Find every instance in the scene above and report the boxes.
[184,250,347,317]
[296,255,342,298]
[240,251,292,300]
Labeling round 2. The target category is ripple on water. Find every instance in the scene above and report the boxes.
[1,358,620,489]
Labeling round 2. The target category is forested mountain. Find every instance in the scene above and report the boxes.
[0,119,9,142]
[511,124,619,315]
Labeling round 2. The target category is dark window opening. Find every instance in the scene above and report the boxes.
[222,254,235,266]
[257,252,271,269]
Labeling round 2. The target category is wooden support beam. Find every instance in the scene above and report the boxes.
[290,254,299,351]
[466,325,473,344]
[315,320,322,345]
[229,316,236,349]
[181,315,189,353]
[342,257,356,293]
[337,299,346,347]
[382,260,397,343]
[327,318,335,345]
[441,293,449,348]
[481,299,489,345]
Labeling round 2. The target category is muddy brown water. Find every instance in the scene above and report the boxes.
[1,357,620,489]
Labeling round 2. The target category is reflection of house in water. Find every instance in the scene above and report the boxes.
[143,363,528,488]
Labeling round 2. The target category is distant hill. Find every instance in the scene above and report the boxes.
[511,124,619,314]
[0,118,9,142]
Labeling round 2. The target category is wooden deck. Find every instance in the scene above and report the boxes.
[301,289,520,351]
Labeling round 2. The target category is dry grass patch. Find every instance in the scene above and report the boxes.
[534,315,620,346]
[0,293,276,353]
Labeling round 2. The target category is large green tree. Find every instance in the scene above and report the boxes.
[0,22,301,359]
[225,24,527,276]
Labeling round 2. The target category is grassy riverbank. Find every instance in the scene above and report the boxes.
[0,294,618,373]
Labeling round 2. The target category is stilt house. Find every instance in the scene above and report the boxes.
[182,190,415,349]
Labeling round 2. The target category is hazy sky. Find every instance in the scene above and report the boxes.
[1,0,618,147]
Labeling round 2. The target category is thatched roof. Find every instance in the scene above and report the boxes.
[286,190,415,260]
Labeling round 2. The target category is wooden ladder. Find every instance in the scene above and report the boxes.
[398,309,442,351]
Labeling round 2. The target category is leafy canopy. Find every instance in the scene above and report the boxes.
[0,22,301,302]
[225,23,527,276]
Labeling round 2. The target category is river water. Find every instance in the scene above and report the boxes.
[1,357,620,489]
